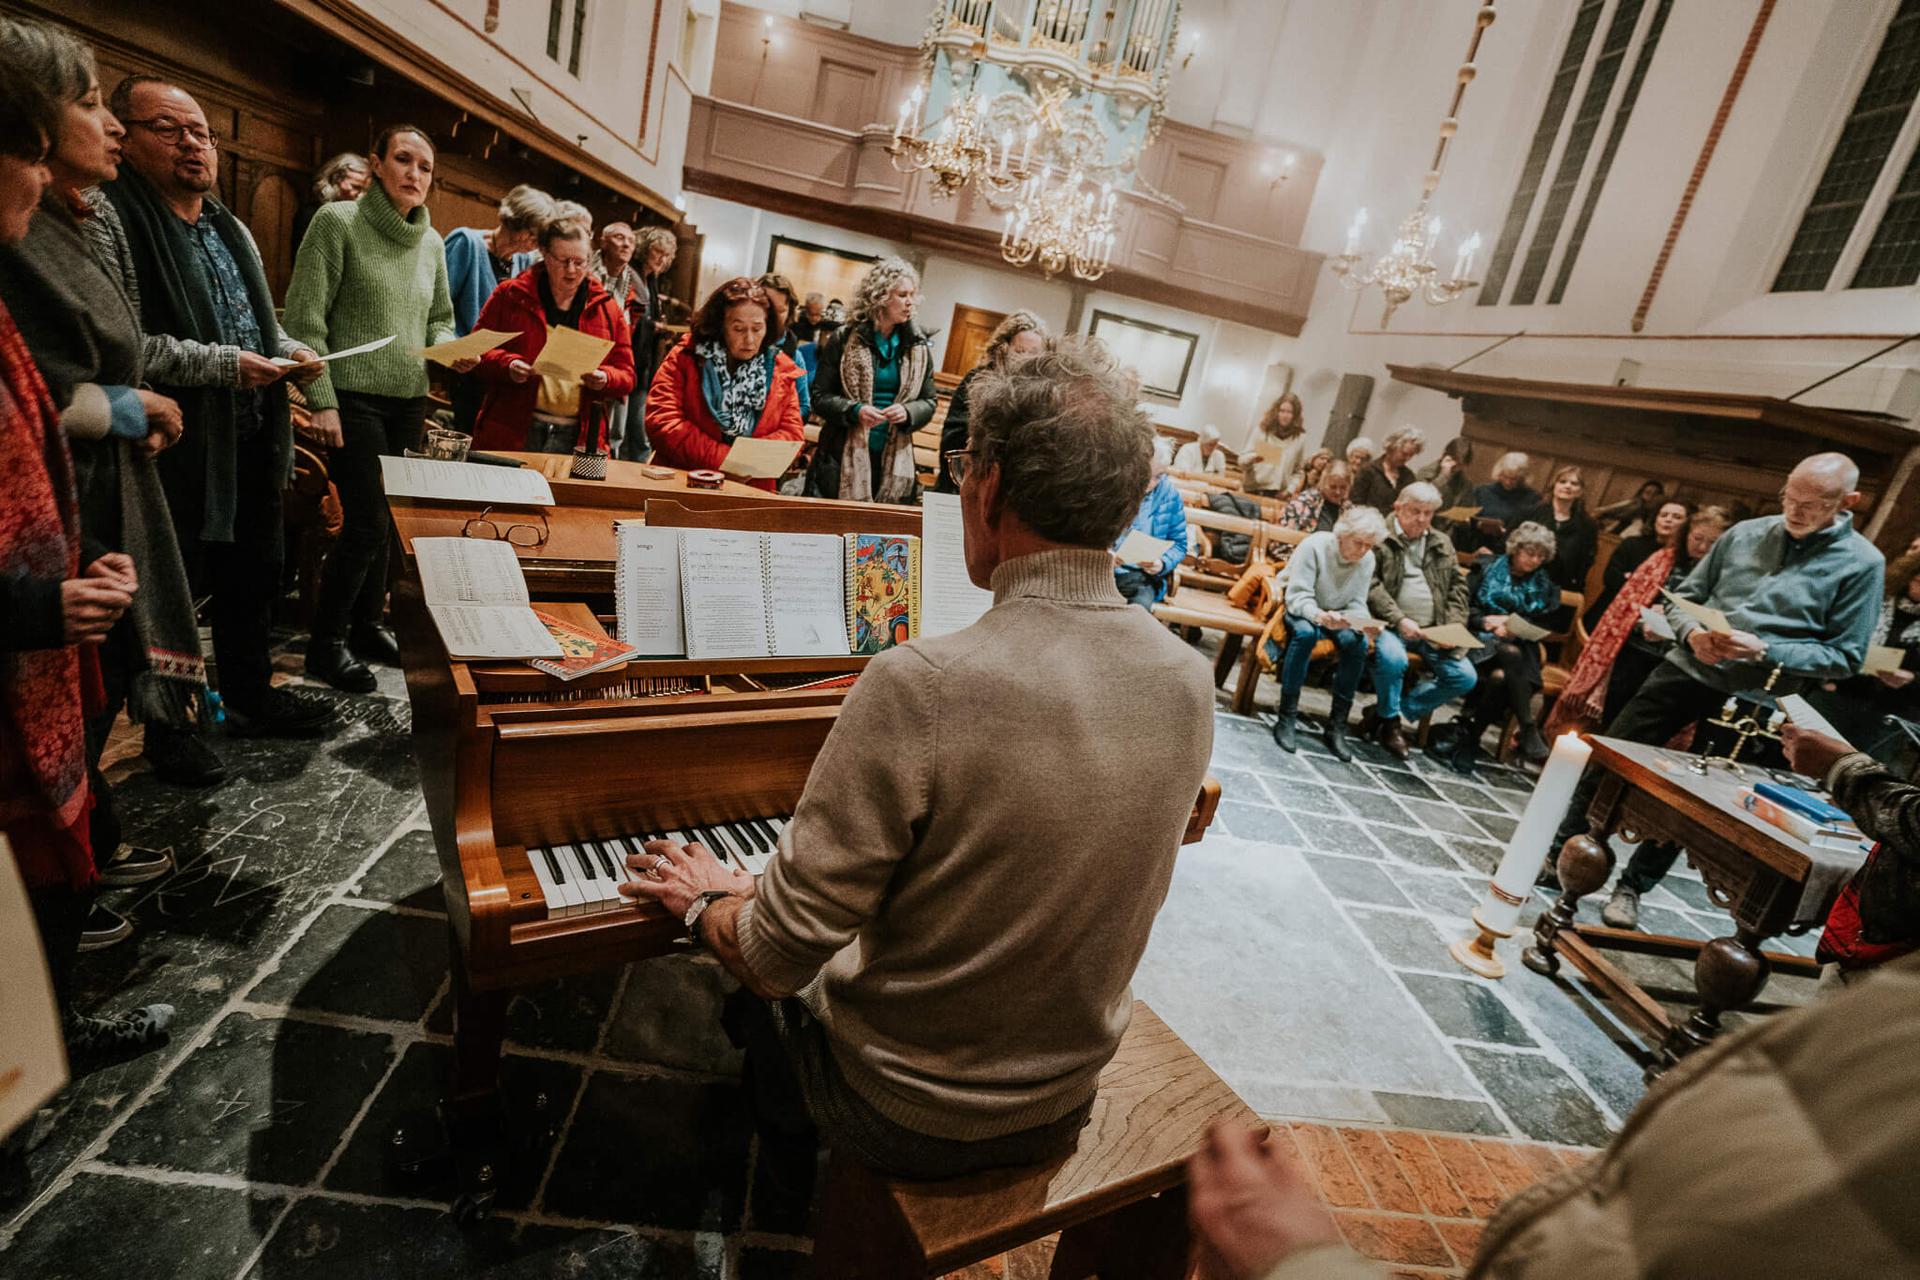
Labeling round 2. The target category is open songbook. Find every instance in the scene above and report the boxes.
[414,538,562,660]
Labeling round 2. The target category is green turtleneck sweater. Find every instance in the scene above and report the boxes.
[282,179,455,412]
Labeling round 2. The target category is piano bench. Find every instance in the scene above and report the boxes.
[811,1001,1261,1278]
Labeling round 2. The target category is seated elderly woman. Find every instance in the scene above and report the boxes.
[1278,459,1352,537]
[1435,521,1561,774]
[1270,505,1391,761]
[470,215,635,454]
[646,277,807,491]
[1350,424,1425,511]
[1344,436,1377,475]
[1463,449,1542,554]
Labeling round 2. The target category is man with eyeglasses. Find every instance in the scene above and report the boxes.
[1546,452,1884,929]
[97,74,336,757]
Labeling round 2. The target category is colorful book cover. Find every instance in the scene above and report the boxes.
[1753,781,1853,828]
[845,533,920,655]
[529,610,638,681]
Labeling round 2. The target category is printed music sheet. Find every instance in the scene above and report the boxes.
[920,493,993,637]
[379,456,554,506]
[766,533,851,657]
[679,529,772,659]
[413,538,561,659]
[614,523,687,657]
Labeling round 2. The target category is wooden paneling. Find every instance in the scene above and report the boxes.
[1166,153,1226,222]
[943,304,1006,377]
[248,173,301,298]
[811,59,878,132]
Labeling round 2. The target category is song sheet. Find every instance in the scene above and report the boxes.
[418,328,515,365]
[765,533,851,657]
[679,529,771,659]
[614,523,686,657]
[1661,588,1734,635]
[413,537,560,659]
[271,333,396,366]
[1778,693,1845,741]
[1864,644,1906,676]
[1419,623,1484,650]
[1115,529,1174,564]
[379,456,554,506]
[532,325,615,381]
[1438,505,1481,523]
[720,436,804,479]
[919,493,993,637]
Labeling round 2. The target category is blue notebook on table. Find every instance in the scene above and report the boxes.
[1753,781,1852,828]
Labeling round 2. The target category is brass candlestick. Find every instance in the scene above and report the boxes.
[1688,665,1785,778]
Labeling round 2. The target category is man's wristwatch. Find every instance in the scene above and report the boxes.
[683,890,735,944]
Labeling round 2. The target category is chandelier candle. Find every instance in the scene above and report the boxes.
[1450,731,1592,979]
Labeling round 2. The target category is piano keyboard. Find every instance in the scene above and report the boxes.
[525,816,789,918]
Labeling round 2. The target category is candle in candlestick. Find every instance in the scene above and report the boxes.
[1451,732,1592,978]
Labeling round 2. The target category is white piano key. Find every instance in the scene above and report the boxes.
[543,843,583,918]
[527,845,565,919]
[554,843,603,914]
[575,842,620,913]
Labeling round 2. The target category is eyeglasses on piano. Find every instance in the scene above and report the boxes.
[462,508,550,548]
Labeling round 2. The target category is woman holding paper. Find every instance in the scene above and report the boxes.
[284,122,464,693]
[1438,521,1561,772]
[1269,505,1388,761]
[468,216,635,455]
[1241,391,1308,497]
[644,277,804,492]
[1544,505,1732,743]
[806,257,938,504]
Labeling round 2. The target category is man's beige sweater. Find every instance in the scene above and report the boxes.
[737,548,1215,1141]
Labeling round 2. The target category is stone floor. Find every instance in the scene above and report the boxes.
[0,644,1820,1278]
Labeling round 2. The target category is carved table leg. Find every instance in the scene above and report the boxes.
[1523,835,1612,976]
[1659,925,1771,1074]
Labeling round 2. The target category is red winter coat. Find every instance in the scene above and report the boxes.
[646,335,805,492]
[469,269,636,452]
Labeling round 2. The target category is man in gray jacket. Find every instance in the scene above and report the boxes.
[1550,452,1883,926]
[1360,482,1475,760]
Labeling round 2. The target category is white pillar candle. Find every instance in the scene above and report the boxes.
[1476,732,1591,936]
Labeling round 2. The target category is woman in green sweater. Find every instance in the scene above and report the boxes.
[283,123,470,693]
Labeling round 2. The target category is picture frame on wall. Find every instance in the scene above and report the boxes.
[1087,310,1200,400]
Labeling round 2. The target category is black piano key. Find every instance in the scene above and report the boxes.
[697,827,731,863]
[734,820,768,854]
[595,840,624,880]
[750,816,779,849]
[709,825,741,861]
[544,845,567,884]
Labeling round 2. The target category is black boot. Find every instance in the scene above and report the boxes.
[1447,714,1489,777]
[1271,686,1301,753]
[349,622,402,666]
[306,636,377,693]
[1325,697,1355,762]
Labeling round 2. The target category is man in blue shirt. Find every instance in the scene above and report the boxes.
[1548,453,1884,929]
[1113,440,1190,608]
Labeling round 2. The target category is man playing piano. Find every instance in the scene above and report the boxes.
[623,339,1216,1179]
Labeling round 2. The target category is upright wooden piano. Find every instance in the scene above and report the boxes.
[387,468,1221,1210]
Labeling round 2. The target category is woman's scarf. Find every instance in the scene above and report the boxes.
[1544,546,1676,738]
[695,338,772,439]
[835,323,927,504]
[0,302,96,889]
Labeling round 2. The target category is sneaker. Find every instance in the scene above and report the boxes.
[226,688,340,739]
[144,725,227,787]
[97,844,174,888]
[66,1004,174,1058]
[1601,885,1641,930]
[77,902,133,951]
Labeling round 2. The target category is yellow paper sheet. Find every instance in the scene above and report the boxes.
[1864,644,1906,676]
[1661,588,1733,635]
[720,436,804,479]
[1253,439,1290,463]
[1438,505,1481,522]
[1116,529,1174,563]
[1419,622,1485,650]
[418,328,516,366]
[531,325,615,381]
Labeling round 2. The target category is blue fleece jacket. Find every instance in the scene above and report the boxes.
[444,226,499,336]
[1114,474,1190,602]
[1664,511,1883,694]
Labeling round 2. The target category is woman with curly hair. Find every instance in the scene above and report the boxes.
[645,276,805,491]
[806,256,938,503]
[1242,390,1307,496]
[1438,521,1561,773]
[935,309,1046,493]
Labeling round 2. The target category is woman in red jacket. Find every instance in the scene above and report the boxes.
[647,276,804,491]
[469,217,635,454]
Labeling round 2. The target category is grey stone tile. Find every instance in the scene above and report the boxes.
[1219,800,1304,846]
[1635,902,1716,941]
[1472,811,1521,843]
[541,1072,752,1230]
[1368,767,1443,801]
[1480,766,1535,794]
[1430,779,1507,813]
[1657,873,1718,913]
[506,969,624,1055]
[1501,964,1653,1121]
[1332,786,1416,827]
[1250,1084,1388,1124]
[1372,1091,1509,1137]
[1209,766,1276,806]
[351,826,443,911]
[1391,869,1483,920]
[102,1011,393,1184]
[1348,908,1454,970]
[245,1199,706,1278]
[249,904,448,1024]
[1260,775,1346,817]
[1306,755,1375,787]
[1311,820,1387,860]
[1301,854,1414,908]
[1,1172,280,1280]
[1367,825,1468,871]
[602,954,745,1076]
[1400,798,1490,838]
[1445,837,1507,875]
[1456,1046,1614,1147]
[1400,974,1537,1047]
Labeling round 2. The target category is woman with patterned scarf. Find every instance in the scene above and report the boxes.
[646,276,804,492]
[806,257,937,504]
[1435,521,1561,775]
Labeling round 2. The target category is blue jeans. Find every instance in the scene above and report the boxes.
[1373,630,1478,722]
[1114,567,1160,610]
[1269,615,1368,701]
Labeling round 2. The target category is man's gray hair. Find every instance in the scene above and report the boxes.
[967,337,1153,550]
[1398,481,1443,509]
[1492,450,1531,482]
[1333,505,1389,543]
[852,257,919,325]
[1506,520,1558,560]
[1347,436,1377,458]
[1795,451,1860,494]
[804,291,824,305]
[1383,425,1426,454]
[499,184,556,236]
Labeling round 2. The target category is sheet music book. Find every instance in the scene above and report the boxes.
[679,529,851,659]
[0,839,65,1141]
[846,533,921,654]
[613,522,687,657]
[920,492,994,637]
[413,538,561,659]
[380,456,554,506]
